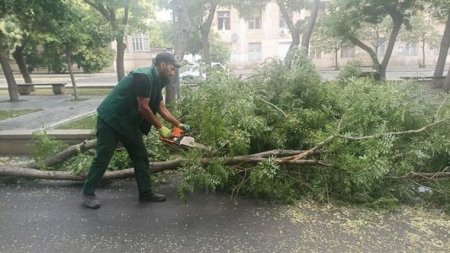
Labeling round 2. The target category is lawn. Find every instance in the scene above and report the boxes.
[0,87,112,96]
[56,114,97,129]
[0,109,41,120]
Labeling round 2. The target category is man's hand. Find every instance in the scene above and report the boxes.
[179,123,191,132]
[158,126,172,138]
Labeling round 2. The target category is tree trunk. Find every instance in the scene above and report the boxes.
[349,36,381,77]
[12,44,32,83]
[301,0,320,55]
[334,47,339,70]
[81,0,129,81]
[115,37,126,81]
[0,33,19,101]
[434,14,450,77]
[285,34,300,69]
[165,72,178,107]
[167,0,191,105]
[115,4,129,81]
[443,65,450,92]
[379,7,403,81]
[278,1,302,69]
[421,37,426,68]
[66,48,79,100]
[200,2,218,67]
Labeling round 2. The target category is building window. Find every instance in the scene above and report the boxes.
[404,42,418,56]
[341,47,355,58]
[217,11,230,30]
[249,42,262,61]
[248,14,261,29]
[132,33,150,51]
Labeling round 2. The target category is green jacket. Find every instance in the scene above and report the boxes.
[97,65,163,139]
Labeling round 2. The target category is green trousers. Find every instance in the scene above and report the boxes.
[82,117,152,195]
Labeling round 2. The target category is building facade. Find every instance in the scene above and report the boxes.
[210,1,450,70]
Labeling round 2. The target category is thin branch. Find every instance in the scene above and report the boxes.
[283,114,345,161]
[283,135,336,161]
[336,119,448,141]
[255,97,288,117]
[433,96,449,122]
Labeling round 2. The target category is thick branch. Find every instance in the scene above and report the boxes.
[26,139,97,169]
[0,152,324,181]
[82,0,110,21]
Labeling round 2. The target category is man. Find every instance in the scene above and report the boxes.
[81,52,189,209]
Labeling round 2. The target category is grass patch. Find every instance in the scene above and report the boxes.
[56,114,97,129]
[0,109,41,120]
[0,87,112,96]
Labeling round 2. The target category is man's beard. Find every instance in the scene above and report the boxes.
[160,73,171,85]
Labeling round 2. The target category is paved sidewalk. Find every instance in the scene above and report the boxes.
[0,72,117,88]
[0,95,104,131]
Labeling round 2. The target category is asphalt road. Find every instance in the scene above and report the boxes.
[1,178,449,253]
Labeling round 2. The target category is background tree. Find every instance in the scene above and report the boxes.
[82,0,153,81]
[274,0,320,68]
[398,11,440,68]
[0,0,65,101]
[163,0,191,105]
[311,19,352,70]
[323,0,423,81]
[47,2,114,100]
[277,0,306,68]
[22,2,113,75]
[195,0,220,67]
[9,0,68,84]
[431,0,450,78]
[301,0,320,54]
[0,15,20,101]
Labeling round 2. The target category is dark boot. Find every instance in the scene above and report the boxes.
[139,192,166,202]
[82,192,101,209]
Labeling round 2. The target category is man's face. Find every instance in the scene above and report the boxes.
[158,63,177,84]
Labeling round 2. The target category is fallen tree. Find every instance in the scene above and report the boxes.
[2,113,449,182]
[1,149,323,181]
[1,151,449,181]
[2,58,450,207]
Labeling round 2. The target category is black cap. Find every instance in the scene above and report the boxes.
[154,52,181,68]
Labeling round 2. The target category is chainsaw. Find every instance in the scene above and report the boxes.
[159,127,208,150]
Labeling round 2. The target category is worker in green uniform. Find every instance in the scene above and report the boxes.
[81,52,189,209]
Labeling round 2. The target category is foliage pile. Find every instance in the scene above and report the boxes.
[175,55,450,209]
[30,55,450,210]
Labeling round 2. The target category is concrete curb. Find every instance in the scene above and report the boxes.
[0,129,94,155]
